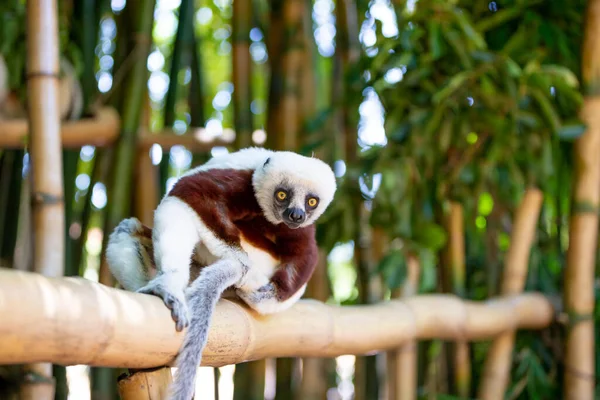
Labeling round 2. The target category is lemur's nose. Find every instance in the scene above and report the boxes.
[286,208,305,223]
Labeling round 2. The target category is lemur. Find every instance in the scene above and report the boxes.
[106,147,337,400]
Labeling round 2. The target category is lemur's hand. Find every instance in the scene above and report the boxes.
[137,279,190,332]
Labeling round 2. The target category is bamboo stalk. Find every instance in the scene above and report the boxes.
[442,202,471,397]
[265,0,284,149]
[0,107,120,149]
[0,269,555,369]
[478,188,543,399]
[138,129,233,152]
[563,1,600,396]
[24,0,64,398]
[297,250,331,400]
[232,0,253,149]
[387,253,420,400]
[98,0,157,288]
[158,0,195,196]
[117,367,173,400]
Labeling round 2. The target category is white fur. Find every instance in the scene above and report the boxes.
[106,219,153,291]
[244,283,308,315]
[152,197,251,293]
[252,151,337,227]
[237,239,280,290]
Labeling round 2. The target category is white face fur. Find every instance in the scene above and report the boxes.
[252,151,337,229]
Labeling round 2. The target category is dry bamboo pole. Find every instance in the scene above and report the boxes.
[117,367,173,400]
[22,0,65,398]
[478,188,543,399]
[231,2,265,396]
[0,268,555,369]
[232,0,253,149]
[134,94,158,227]
[442,202,471,397]
[563,2,600,396]
[0,107,120,149]
[386,253,420,400]
[265,0,284,149]
[297,250,332,400]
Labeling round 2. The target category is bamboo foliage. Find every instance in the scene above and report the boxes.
[0,269,555,369]
[478,188,544,399]
[563,1,600,397]
[23,0,64,398]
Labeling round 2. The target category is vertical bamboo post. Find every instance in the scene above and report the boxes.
[297,250,332,400]
[22,0,65,398]
[232,0,253,149]
[117,367,173,400]
[443,202,471,397]
[478,188,543,399]
[231,1,266,398]
[386,253,420,400]
[563,1,600,396]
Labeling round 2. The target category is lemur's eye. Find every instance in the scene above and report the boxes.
[276,191,287,201]
[307,197,319,208]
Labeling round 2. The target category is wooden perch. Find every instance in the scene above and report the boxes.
[0,269,555,369]
[0,107,120,149]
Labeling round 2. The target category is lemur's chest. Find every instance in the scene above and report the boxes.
[235,218,281,290]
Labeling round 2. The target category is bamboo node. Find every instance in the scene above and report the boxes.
[564,310,594,327]
[26,71,60,80]
[21,372,55,385]
[31,192,63,205]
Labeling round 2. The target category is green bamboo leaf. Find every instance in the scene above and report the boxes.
[428,21,443,60]
[450,7,486,50]
[433,71,471,104]
[441,26,472,69]
[557,124,586,141]
[539,65,579,88]
[530,88,561,133]
[475,7,523,32]
[377,250,407,290]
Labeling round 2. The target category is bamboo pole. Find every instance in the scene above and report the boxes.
[23,0,65,398]
[478,188,543,399]
[232,0,253,149]
[563,1,600,396]
[387,254,420,400]
[117,367,173,400]
[0,269,555,369]
[138,129,233,152]
[442,202,471,397]
[98,0,157,288]
[158,0,195,196]
[0,107,120,149]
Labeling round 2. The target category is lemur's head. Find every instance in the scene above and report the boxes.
[252,151,337,229]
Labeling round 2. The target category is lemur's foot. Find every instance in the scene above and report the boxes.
[137,282,190,332]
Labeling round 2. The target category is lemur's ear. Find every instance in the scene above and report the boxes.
[263,158,271,167]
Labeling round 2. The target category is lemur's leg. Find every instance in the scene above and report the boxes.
[169,258,248,400]
[137,197,200,332]
[235,282,308,315]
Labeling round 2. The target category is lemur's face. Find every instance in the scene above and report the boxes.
[253,152,337,229]
[271,184,321,229]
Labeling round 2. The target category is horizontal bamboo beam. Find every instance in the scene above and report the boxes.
[0,111,234,152]
[0,269,555,369]
[137,128,234,152]
[0,107,120,148]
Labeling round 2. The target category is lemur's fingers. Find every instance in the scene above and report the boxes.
[137,281,190,331]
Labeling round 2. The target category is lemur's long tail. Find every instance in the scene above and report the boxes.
[169,259,246,400]
[105,218,156,291]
